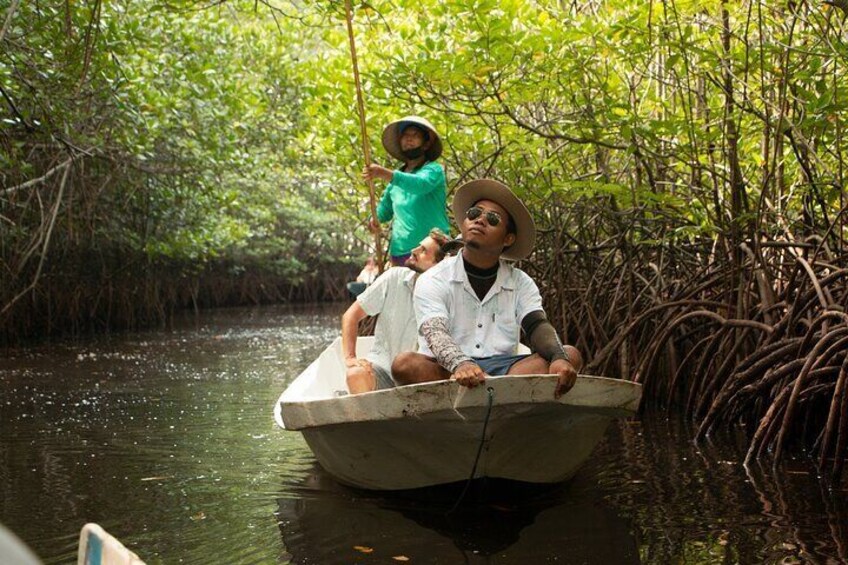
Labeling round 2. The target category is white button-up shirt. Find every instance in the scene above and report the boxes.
[414,254,543,358]
[357,267,419,373]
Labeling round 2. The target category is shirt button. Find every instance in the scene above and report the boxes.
[477,323,482,328]
[476,344,481,349]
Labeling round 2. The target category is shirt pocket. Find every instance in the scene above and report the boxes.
[452,293,475,353]
[493,290,520,354]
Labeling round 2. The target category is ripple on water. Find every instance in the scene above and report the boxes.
[2,303,848,564]
[0,304,338,564]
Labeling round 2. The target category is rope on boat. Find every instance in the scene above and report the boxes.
[447,386,495,514]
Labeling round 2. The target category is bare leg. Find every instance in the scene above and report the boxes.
[392,352,451,385]
[564,345,584,372]
[508,349,584,376]
[346,365,375,394]
[507,353,549,375]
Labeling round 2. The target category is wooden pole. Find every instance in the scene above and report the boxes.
[343,0,385,272]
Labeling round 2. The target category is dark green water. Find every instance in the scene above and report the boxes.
[1,304,846,564]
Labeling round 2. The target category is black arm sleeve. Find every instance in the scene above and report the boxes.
[521,310,570,363]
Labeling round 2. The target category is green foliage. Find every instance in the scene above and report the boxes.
[4,0,848,337]
[1,1,348,288]
[295,0,848,249]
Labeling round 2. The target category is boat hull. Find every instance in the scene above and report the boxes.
[275,337,641,491]
[301,404,614,490]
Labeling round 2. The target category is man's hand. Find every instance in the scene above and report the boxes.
[345,357,376,394]
[550,358,577,399]
[362,164,393,183]
[345,357,373,373]
[451,361,487,388]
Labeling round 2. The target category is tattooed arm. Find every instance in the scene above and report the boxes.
[420,316,470,372]
[420,317,487,387]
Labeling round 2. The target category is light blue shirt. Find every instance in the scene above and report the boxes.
[413,254,543,358]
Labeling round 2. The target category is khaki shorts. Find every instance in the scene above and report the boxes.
[372,363,396,389]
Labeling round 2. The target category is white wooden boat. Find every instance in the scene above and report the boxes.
[274,337,642,491]
[0,522,144,565]
[78,523,145,565]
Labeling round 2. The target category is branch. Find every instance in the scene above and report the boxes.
[488,78,628,151]
[2,158,73,195]
[1,160,72,318]
[0,0,21,43]
[0,84,33,131]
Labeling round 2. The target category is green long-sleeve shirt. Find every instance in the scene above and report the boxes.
[376,161,450,257]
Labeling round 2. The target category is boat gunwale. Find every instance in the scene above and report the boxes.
[277,373,642,431]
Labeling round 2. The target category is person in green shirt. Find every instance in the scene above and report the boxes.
[363,115,451,266]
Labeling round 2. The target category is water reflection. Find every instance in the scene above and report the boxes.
[745,461,848,563]
[1,303,847,564]
[0,304,341,564]
[588,419,848,563]
[276,465,639,564]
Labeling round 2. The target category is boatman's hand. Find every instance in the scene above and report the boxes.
[362,164,393,183]
[367,217,381,235]
[451,361,487,388]
[550,358,577,399]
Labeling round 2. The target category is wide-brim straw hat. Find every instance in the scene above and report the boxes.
[452,179,536,261]
[381,115,443,162]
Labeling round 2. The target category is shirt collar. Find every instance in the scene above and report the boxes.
[400,160,430,173]
[403,268,418,288]
[449,254,515,290]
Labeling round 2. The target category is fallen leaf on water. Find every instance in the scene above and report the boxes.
[392,556,410,562]
[190,512,206,521]
[353,546,374,554]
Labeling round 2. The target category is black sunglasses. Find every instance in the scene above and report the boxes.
[465,206,502,227]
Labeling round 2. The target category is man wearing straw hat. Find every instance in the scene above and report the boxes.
[363,115,451,266]
[392,179,583,399]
